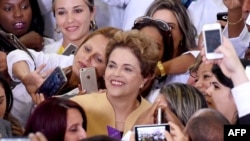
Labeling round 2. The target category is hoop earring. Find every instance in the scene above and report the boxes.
[90,20,98,31]
[139,83,144,89]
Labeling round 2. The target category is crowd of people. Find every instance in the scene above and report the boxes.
[0,0,250,141]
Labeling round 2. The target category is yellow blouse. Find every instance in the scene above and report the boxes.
[70,93,152,137]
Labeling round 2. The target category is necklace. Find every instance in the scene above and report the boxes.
[115,120,126,123]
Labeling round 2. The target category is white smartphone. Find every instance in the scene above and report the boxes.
[80,67,98,94]
[62,43,77,55]
[202,23,224,59]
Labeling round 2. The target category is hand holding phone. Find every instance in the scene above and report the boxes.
[37,67,67,98]
[202,23,223,59]
[80,67,98,94]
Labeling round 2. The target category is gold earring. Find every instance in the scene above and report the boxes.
[140,83,144,88]
[89,20,98,31]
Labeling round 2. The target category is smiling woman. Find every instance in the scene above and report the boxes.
[70,30,159,137]
[43,0,97,54]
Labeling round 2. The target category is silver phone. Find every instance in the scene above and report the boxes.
[80,67,98,94]
[62,43,77,55]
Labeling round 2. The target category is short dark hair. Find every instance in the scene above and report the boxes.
[132,17,173,62]
[106,30,159,78]
[24,97,87,141]
[212,64,234,88]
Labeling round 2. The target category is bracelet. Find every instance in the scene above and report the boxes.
[157,61,166,77]
[227,16,243,25]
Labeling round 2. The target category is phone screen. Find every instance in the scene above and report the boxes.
[204,29,221,53]
[134,124,169,141]
[37,67,67,98]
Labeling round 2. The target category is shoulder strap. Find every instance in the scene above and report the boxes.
[0,30,36,65]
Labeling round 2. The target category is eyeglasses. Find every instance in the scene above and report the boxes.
[134,16,171,32]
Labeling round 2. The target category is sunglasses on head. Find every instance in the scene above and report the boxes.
[134,16,171,31]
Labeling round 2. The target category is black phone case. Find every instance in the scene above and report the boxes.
[217,12,228,22]
[37,67,67,98]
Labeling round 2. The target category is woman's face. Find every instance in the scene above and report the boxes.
[72,34,108,78]
[64,108,87,141]
[0,84,7,118]
[0,0,32,37]
[204,76,237,123]
[152,9,183,57]
[194,62,213,94]
[140,26,164,61]
[105,48,146,98]
[54,0,94,43]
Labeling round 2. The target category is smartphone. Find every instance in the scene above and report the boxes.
[217,12,228,22]
[134,124,169,141]
[37,66,67,98]
[202,23,223,59]
[62,43,77,55]
[80,67,98,94]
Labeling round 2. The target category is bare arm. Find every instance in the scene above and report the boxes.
[19,31,44,51]
[156,53,195,76]
[12,61,31,81]
[13,61,46,95]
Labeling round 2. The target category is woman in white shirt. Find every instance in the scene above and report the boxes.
[42,0,97,54]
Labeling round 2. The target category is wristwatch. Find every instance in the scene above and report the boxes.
[157,61,166,77]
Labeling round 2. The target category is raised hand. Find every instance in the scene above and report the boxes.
[134,100,161,125]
